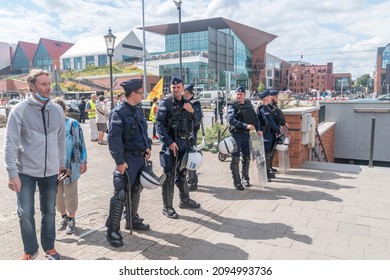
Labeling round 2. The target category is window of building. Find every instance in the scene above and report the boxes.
[63,58,71,70]
[74,57,82,70]
[122,44,143,51]
[11,46,30,74]
[33,44,52,70]
[86,56,95,66]
[98,55,107,67]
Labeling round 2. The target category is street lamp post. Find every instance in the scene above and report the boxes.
[104,28,116,110]
[173,0,182,78]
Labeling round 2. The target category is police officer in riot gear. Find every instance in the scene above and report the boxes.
[269,90,288,172]
[227,86,262,190]
[106,79,152,247]
[156,77,201,219]
[183,84,202,191]
[257,90,281,182]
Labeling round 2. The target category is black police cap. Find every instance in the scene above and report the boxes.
[170,76,183,85]
[184,84,194,91]
[120,79,142,94]
[235,86,246,93]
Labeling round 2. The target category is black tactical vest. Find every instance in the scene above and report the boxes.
[233,100,256,125]
[167,95,193,135]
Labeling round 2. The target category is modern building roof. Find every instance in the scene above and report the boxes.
[37,38,74,58]
[141,17,277,51]
[61,31,131,58]
[18,41,38,60]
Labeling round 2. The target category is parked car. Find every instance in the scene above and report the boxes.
[196,91,223,107]
[65,100,80,112]
[6,99,21,110]
[349,94,390,102]
[378,94,390,101]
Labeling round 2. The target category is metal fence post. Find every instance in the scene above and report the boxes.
[369,117,375,168]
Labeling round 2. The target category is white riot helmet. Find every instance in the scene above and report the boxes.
[218,136,238,154]
[140,160,166,190]
[180,146,203,171]
[275,135,290,152]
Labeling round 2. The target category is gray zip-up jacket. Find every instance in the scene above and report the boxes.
[4,93,65,178]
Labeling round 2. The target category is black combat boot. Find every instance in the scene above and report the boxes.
[178,169,201,209]
[187,170,198,191]
[231,156,244,190]
[125,188,150,231]
[265,152,274,182]
[106,191,125,247]
[162,174,178,219]
[241,156,251,188]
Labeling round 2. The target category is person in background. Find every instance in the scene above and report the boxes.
[78,97,86,123]
[183,84,202,191]
[106,79,151,248]
[227,86,262,190]
[214,91,226,125]
[96,95,109,145]
[115,93,124,107]
[86,94,98,142]
[53,97,87,235]
[3,69,65,260]
[149,97,159,140]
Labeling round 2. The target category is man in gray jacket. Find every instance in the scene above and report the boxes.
[4,69,65,260]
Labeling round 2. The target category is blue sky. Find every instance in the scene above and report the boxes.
[1,0,389,79]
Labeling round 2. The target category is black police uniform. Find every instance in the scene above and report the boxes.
[257,91,281,181]
[214,96,226,124]
[185,94,202,191]
[268,90,286,172]
[155,89,201,219]
[227,90,261,190]
[106,99,151,247]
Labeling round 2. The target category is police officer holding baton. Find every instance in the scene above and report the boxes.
[156,77,201,219]
[105,79,151,247]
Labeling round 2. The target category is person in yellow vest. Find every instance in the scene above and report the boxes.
[149,97,159,140]
[86,94,98,142]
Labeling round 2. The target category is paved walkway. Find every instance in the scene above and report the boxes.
[0,122,389,260]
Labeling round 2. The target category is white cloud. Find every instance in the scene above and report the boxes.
[1,0,389,79]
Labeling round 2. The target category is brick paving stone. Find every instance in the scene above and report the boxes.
[0,124,390,260]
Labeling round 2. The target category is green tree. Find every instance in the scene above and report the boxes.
[356,74,371,87]
[257,82,266,92]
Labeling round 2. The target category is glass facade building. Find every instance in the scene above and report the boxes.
[381,44,390,69]
[143,17,276,92]
[375,43,390,94]
[11,46,30,74]
[33,44,53,70]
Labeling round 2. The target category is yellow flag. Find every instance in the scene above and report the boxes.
[146,77,163,101]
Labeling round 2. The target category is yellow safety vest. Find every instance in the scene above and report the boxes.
[87,100,96,119]
[149,103,158,122]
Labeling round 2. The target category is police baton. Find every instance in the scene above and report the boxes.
[124,170,133,235]
[172,126,179,187]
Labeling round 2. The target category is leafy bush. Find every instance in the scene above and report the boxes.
[197,123,229,147]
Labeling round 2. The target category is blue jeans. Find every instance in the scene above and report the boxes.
[17,173,58,254]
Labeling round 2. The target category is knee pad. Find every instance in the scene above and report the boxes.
[114,189,126,201]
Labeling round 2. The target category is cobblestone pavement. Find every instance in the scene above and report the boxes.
[0,122,390,260]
